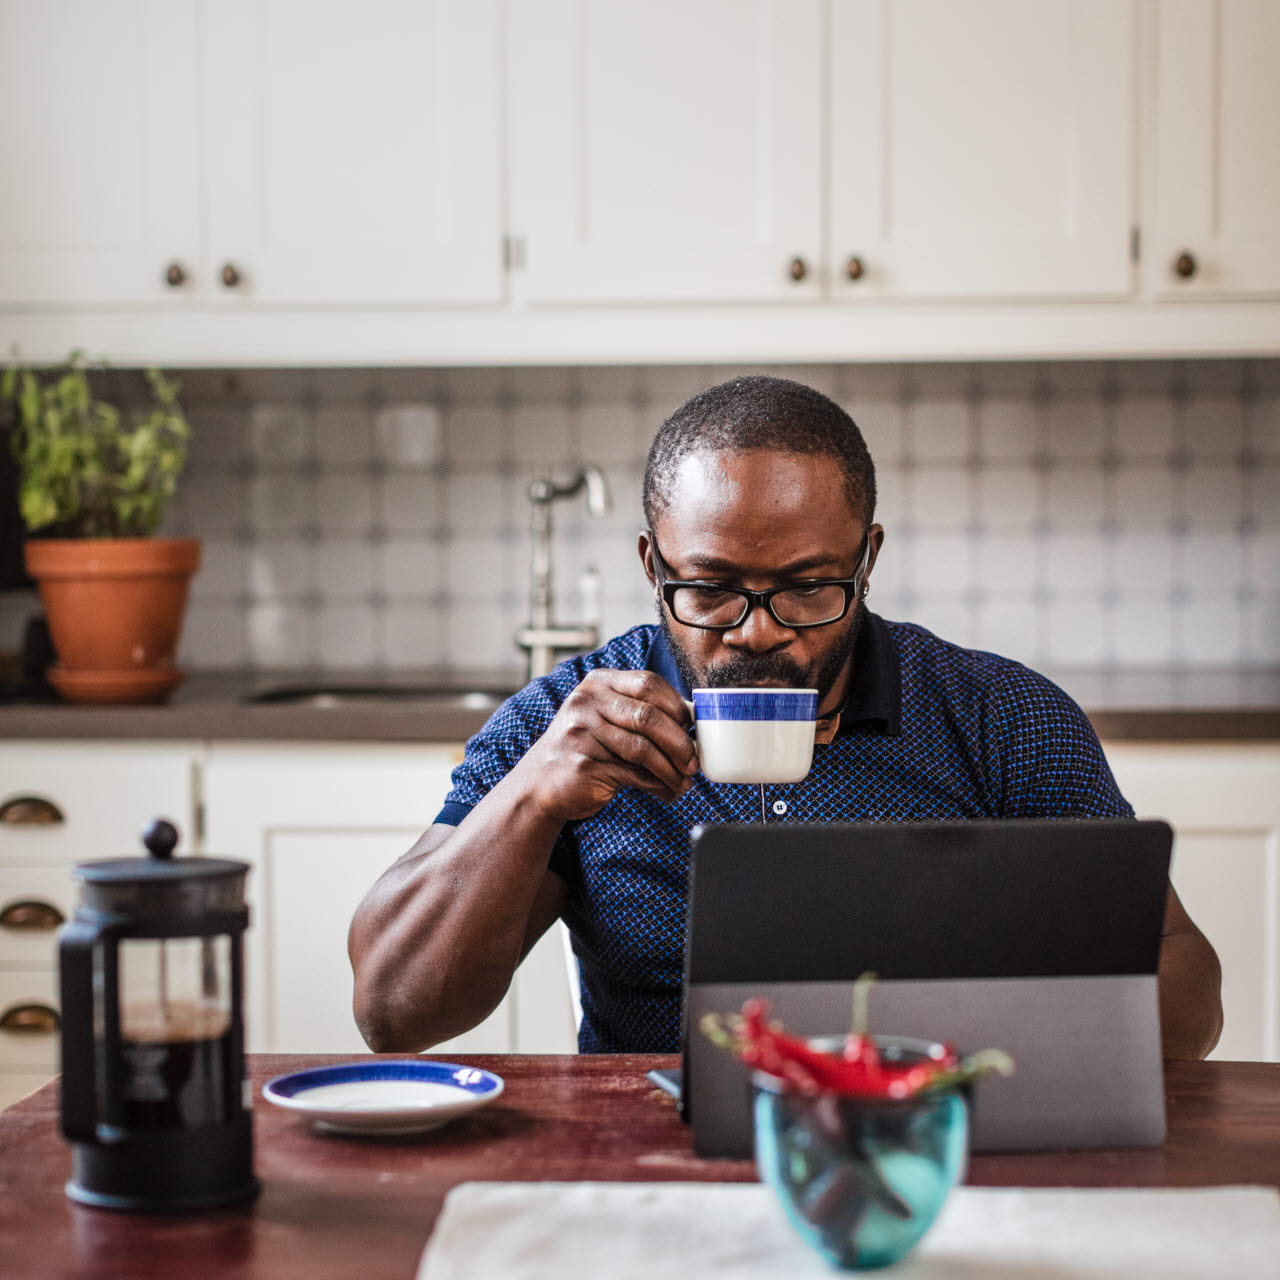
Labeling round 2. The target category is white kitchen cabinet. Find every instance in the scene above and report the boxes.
[1149,0,1280,300]
[508,0,823,304]
[204,0,503,306]
[830,0,1136,301]
[5,0,1280,361]
[0,741,199,1109]
[1105,743,1280,1063]
[202,743,576,1056]
[0,0,201,305]
[0,0,501,310]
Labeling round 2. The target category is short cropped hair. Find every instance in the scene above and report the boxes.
[642,375,877,529]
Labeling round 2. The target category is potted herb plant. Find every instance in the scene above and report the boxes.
[2,351,199,704]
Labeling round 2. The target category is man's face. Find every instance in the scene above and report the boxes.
[641,449,883,713]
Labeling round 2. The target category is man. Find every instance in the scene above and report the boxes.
[349,376,1222,1060]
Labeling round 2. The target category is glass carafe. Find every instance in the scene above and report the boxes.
[59,819,257,1211]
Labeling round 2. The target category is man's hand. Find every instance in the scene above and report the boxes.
[510,669,698,824]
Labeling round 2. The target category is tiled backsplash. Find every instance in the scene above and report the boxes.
[4,360,1279,673]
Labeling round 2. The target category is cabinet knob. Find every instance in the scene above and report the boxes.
[0,796,64,826]
[788,256,808,283]
[219,262,243,289]
[0,900,65,932]
[164,261,187,288]
[0,1003,60,1034]
[1173,251,1198,280]
[845,255,866,282]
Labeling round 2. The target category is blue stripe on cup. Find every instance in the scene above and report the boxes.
[692,690,818,722]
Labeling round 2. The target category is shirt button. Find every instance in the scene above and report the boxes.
[771,800,788,816]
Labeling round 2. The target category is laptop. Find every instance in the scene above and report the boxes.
[677,819,1172,1158]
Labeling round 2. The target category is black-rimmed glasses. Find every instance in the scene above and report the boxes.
[648,532,871,631]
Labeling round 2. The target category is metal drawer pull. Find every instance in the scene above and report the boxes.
[0,796,65,826]
[0,900,65,931]
[0,1003,60,1034]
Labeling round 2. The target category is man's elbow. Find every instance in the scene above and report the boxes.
[351,966,499,1055]
[353,978,417,1054]
[1158,932,1224,1061]
[1162,1003,1223,1062]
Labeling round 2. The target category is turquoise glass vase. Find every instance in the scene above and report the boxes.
[753,1037,968,1271]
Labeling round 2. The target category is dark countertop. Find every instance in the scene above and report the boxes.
[1051,665,1280,741]
[1,665,1278,743]
[0,667,523,744]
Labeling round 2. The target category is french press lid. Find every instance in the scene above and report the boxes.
[72,819,250,927]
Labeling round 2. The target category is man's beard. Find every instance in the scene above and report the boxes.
[658,600,864,706]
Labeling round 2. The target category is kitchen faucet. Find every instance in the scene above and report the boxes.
[515,465,612,681]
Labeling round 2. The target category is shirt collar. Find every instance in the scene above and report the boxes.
[841,610,902,736]
[643,610,901,738]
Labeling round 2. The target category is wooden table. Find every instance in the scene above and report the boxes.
[1,1055,1277,1280]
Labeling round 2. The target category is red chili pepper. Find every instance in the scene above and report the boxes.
[735,999,953,1100]
[708,994,1011,1100]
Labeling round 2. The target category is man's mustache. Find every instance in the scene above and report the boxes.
[704,652,809,688]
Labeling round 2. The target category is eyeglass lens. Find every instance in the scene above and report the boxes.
[669,583,848,628]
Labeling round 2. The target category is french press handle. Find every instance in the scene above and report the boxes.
[58,917,123,1145]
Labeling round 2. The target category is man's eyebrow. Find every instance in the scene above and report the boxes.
[681,553,847,578]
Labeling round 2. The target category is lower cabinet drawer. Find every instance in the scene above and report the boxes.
[0,863,75,970]
[0,971,59,1072]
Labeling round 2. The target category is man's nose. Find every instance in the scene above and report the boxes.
[723,601,797,652]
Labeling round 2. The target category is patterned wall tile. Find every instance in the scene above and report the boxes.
[977,400,1039,463]
[33,356,1253,676]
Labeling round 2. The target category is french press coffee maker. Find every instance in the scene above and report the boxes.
[59,819,258,1211]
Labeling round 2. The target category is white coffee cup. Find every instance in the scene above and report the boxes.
[689,687,818,784]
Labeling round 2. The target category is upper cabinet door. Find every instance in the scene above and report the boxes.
[830,0,1136,301]
[1151,0,1280,300]
[204,0,502,306]
[0,1,201,305]
[508,0,823,305]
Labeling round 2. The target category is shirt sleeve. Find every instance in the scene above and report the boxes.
[990,665,1135,819]
[432,678,579,881]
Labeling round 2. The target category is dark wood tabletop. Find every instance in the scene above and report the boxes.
[0,1054,1277,1280]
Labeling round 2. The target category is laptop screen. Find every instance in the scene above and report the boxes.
[686,818,1170,984]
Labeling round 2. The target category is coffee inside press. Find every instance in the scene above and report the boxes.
[118,934,239,1129]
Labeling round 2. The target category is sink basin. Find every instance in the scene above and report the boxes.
[243,684,514,713]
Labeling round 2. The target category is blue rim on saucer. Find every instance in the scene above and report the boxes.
[262,1060,504,1135]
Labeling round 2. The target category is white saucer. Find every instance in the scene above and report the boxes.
[262,1060,505,1135]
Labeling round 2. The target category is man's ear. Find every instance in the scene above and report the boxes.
[637,529,657,587]
[864,523,886,581]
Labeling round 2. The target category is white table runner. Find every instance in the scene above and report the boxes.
[418,1181,1280,1279]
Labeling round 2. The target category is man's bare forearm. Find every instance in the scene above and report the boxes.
[348,774,565,1053]
[1157,928,1223,1060]
[349,668,696,1054]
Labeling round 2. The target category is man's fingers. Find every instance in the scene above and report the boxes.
[602,760,685,803]
[592,719,691,796]
[585,683,697,777]
[588,669,692,730]
[597,696,698,779]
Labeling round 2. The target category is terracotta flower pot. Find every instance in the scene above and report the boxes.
[24,537,202,705]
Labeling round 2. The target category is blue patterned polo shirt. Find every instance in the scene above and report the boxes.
[435,613,1133,1054]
